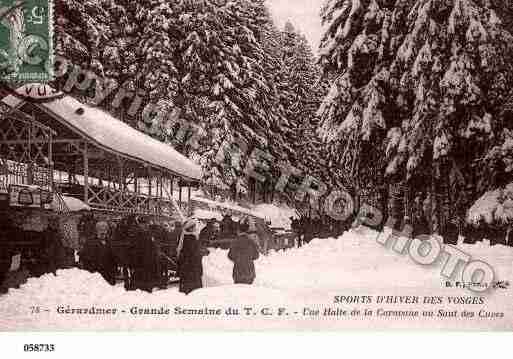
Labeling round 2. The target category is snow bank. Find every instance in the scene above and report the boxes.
[0,268,291,330]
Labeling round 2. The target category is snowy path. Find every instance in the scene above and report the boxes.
[1,228,511,330]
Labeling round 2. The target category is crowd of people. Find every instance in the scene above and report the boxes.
[177,216,261,293]
[0,211,265,296]
[77,213,181,292]
[2,205,512,295]
[198,213,248,243]
[77,213,262,295]
[0,216,72,293]
[290,216,351,248]
[289,209,513,248]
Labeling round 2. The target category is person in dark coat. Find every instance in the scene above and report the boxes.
[177,219,204,294]
[221,214,236,237]
[443,218,460,245]
[149,220,167,288]
[0,252,11,294]
[40,217,66,275]
[77,212,96,250]
[239,217,250,234]
[302,217,314,244]
[0,246,11,293]
[199,219,219,245]
[113,216,138,290]
[412,195,431,238]
[228,233,260,284]
[488,224,505,246]
[0,219,15,293]
[290,217,302,248]
[463,222,479,244]
[468,219,487,244]
[79,221,117,285]
[165,221,180,261]
[131,217,159,293]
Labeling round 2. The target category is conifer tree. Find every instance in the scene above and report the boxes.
[318,0,513,232]
[55,0,300,203]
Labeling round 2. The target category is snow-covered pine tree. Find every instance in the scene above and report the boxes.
[156,0,290,200]
[55,0,298,203]
[469,91,513,228]
[275,21,330,210]
[318,0,513,234]
[55,0,112,74]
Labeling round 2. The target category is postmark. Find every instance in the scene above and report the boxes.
[0,0,53,82]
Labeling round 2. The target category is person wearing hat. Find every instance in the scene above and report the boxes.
[130,216,159,293]
[77,212,96,251]
[199,218,219,246]
[79,221,117,285]
[113,215,140,290]
[228,232,260,285]
[221,213,236,238]
[177,219,204,294]
[40,216,67,276]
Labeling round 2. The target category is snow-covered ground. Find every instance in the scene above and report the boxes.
[1,228,511,331]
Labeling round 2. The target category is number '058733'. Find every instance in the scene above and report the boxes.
[23,344,55,352]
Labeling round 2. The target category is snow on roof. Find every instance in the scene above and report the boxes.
[2,84,202,182]
[63,195,91,212]
[252,203,297,230]
[193,208,223,221]
[191,195,264,220]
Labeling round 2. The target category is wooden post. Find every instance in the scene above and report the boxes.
[159,174,163,198]
[179,183,182,211]
[48,133,54,191]
[118,156,124,209]
[83,142,89,203]
[252,178,256,204]
[188,184,192,217]
[148,173,152,198]
[134,173,139,209]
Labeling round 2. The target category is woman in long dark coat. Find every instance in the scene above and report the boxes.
[177,219,203,294]
[80,221,117,285]
[228,233,260,285]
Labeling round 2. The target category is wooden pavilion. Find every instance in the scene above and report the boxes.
[1,83,202,220]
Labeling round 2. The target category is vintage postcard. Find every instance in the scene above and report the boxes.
[0,0,512,333]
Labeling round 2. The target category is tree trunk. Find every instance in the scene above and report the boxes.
[388,181,406,230]
[438,161,452,237]
[430,166,440,235]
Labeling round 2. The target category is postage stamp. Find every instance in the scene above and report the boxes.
[0,0,53,82]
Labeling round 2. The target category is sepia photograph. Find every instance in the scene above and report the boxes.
[0,0,512,337]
